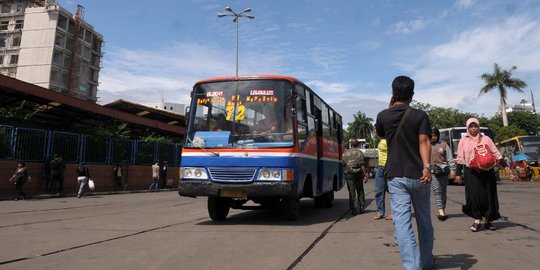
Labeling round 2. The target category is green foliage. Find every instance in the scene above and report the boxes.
[411,101,479,128]
[345,111,374,146]
[412,100,539,142]
[0,100,37,125]
[141,131,173,144]
[490,111,540,136]
[492,125,526,142]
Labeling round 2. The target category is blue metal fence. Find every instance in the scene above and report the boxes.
[0,125,180,166]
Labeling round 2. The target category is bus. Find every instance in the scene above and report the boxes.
[438,126,493,184]
[497,136,540,179]
[178,75,345,221]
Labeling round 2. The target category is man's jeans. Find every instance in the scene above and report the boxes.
[388,177,434,270]
[374,166,387,216]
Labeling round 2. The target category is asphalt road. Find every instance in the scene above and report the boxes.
[0,180,539,270]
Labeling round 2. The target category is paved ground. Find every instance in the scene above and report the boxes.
[0,180,538,270]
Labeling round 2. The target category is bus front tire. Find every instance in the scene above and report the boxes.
[208,197,231,221]
[282,197,300,221]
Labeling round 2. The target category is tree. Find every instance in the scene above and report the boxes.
[411,101,478,128]
[345,111,374,146]
[492,125,526,142]
[490,111,540,135]
[0,100,37,125]
[479,63,527,127]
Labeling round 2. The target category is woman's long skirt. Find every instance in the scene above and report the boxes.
[461,167,501,222]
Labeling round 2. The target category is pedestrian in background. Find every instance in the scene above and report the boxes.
[42,155,52,194]
[343,139,369,216]
[373,138,392,220]
[375,75,434,270]
[430,128,455,221]
[9,161,31,200]
[113,163,125,191]
[454,118,512,232]
[149,161,160,192]
[76,162,90,198]
[49,153,65,196]
[161,161,168,188]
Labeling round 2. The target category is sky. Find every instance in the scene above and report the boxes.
[58,0,540,126]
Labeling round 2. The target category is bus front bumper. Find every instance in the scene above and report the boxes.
[178,180,298,198]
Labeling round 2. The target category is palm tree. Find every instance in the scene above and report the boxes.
[346,111,374,145]
[479,63,527,126]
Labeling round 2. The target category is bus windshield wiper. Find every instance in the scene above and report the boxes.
[186,136,220,156]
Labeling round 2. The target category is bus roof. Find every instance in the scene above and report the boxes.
[194,75,302,85]
[192,75,343,119]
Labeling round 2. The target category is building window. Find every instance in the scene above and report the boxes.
[14,20,23,30]
[9,54,18,64]
[55,32,65,47]
[57,15,67,30]
[53,50,63,65]
[0,21,8,31]
[82,46,91,60]
[51,69,61,83]
[1,5,10,14]
[12,36,20,47]
[68,20,75,35]
[0,35,5,47]
[62,72,69,85]
[63,55,71,67]
[0,55,4,65]
[84,29,92,43]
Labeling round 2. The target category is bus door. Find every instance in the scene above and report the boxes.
[314,107,323,194]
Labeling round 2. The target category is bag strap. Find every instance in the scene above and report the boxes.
[391,107,412,148]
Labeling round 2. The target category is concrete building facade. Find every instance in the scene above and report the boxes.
[0,0,103,102]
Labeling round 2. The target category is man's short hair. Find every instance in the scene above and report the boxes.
[350,139,359,147]
[392,76,415,102]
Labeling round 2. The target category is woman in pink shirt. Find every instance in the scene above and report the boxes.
[454,118,512,232]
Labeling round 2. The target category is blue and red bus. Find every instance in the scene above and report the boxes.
[178,75,344,221]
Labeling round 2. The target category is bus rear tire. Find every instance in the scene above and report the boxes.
[282,197,300,221]
[208,197,231,221]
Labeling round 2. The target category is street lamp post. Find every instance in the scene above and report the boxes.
[218,7,255,76]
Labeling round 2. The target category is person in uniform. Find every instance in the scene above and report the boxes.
[343,139,369,216]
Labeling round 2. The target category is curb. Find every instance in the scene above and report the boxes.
[0,188,178,201]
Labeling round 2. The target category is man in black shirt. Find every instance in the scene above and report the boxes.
[375,76,434,270]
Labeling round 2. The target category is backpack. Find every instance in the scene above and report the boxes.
[468,144,498,171]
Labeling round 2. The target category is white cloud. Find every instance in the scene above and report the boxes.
[407,15,540,116]
[390,19,426,35]
[456,0,475,8]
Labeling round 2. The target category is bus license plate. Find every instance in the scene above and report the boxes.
[220,189,247,198]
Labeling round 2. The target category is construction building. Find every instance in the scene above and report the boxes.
[0,0,103,102]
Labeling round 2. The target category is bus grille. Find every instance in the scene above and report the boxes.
[209,167,256,182]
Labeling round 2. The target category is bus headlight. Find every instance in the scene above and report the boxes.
[181,167,208,179]
[257,169,293,181]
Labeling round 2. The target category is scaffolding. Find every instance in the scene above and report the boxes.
[65,4,83,95]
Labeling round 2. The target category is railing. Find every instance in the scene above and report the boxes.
[0,125,181,166]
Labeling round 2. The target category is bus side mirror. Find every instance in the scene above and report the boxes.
[185,106,190,126]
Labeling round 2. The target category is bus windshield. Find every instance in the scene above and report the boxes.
[186,79,294,149]
[520,137,540,161]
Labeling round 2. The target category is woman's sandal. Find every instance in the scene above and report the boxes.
[437,215,448,221]
[470,223,482,232]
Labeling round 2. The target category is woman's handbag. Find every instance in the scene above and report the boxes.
[469,144,498,171]
[88,179,95,190]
